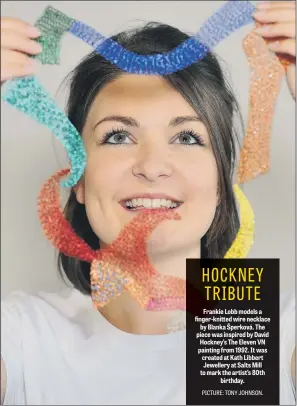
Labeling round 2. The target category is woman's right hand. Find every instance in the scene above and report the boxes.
[1,17,42,83]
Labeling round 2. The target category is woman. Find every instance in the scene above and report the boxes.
[1,1,296,405]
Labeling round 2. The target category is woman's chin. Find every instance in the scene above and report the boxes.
[146,235,188,260]
[146,224,201,262]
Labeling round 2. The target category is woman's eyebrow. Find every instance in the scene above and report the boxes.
[93,115,201,130]
[169,115,201,126]
[93,115,140,130]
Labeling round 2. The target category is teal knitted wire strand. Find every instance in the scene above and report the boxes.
[1,76,86,188]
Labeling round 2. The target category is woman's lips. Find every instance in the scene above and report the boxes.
[120,201,183,212]
[120,195,183,211]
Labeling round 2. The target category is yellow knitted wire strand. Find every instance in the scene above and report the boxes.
[224,184,255,259]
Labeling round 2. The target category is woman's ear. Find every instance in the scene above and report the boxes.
[73,178,85,204]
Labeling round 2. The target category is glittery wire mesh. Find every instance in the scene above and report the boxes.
[34,5,74,64]
[91,262,186,311]
[196,0,255,49]
[38,169,96,261]
[37,169,254,311]
[89,209,184,310]
[1,2,287,188]
[68,0,255,75]
[1,76,86,188]
[224,184,254,259]
[28,2,255,75]
[1,1,283,311]
[236,32,285,184]
[74,31,209,76]
[34,2,289,77]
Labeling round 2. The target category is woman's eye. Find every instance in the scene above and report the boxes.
[176,134,196,145]
[104,132,133,144]
[173,131,204,146]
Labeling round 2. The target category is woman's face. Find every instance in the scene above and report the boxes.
[76,74,218,259]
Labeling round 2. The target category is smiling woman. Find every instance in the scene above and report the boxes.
[61,23,240,296]
[0,1,296,405]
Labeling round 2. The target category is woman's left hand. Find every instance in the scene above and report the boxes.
[253,1,296,101]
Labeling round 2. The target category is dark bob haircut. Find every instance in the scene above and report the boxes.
[57,22,241,295]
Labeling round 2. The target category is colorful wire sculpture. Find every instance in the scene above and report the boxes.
[1,0,289,311]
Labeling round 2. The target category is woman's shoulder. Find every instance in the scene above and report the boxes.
[279,290,295,357]
[279,290,296,405]
[2,287,90,315]
[280,290,295,314]
[1,288,97,342]
[280,290,295,355]
[1,289,106,405]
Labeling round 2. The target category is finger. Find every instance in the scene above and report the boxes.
[1,48,39,64]
[1,48,40,78]
[268,38,296,57]
[253,9,295,23]
[1,29,42,55]
[257,2,296,10]
[1,17,40,38]
[1,61,38,81]
[254,22,295,38]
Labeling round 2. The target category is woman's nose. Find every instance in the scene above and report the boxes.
[132,144,173,183]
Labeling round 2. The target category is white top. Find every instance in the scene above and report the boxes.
[279,291,296,405]
[1,288,295,405]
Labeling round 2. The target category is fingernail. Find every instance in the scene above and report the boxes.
[28,26,41,36]
[254,25,272,34]
[32,42,43,53]
[253,11,267,18]
[256,2,270,9]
